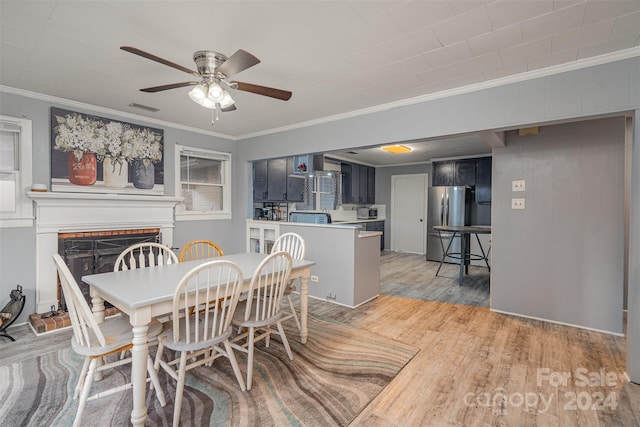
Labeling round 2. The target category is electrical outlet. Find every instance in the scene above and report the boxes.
[511,198,525,209]
[512,180,525,191]
[310,275,319,282]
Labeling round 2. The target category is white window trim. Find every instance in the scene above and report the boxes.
[175,144,232,221]
[0,115,33,228]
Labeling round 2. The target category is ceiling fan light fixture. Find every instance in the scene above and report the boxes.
[220,90,235,109]
[188,84,207,102]
[207,82,225,103]
[200,97,217,109]
[381,145,412,154]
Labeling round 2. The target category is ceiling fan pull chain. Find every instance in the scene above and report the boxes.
[210,104,221,125]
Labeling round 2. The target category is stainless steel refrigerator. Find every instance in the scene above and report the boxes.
[426,186,471,263]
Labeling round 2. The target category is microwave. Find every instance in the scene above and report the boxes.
[357,207,377,219]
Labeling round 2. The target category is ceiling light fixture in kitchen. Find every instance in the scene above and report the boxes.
[381,145,412,153]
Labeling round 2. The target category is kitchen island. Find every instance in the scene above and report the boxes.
[246,220,381,307]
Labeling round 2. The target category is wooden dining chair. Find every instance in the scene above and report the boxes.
[178,240,224,262]
[230,251,293,390]
[153,260,246,427]
[52,254,166,427]
[271,233,305,332]
[114,242,178,271]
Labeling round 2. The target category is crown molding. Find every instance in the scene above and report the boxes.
[0,85,236,141]
[239,47,640,140]
[3,47,638,142]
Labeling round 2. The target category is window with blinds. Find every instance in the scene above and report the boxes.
[0,116,33,227]
[175,145,231,220]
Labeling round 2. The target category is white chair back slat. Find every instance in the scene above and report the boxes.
[271,233,305,260]
[53,254,106,348]
[114,242,178,272]
[244,252,292,323]
[171,260,244,346]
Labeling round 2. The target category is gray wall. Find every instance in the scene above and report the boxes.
[0,92,238,321]
[491,118,625,334]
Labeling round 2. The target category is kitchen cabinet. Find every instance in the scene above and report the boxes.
[365,221,384,250]
[253,157,306,202]
[432,157,490,188]
[341,161,375,204]
[267,158,288,201]
[253,160,268,201]
[367,167,376,203]
[454,159,477,186]
[475,156,492,204]
[246,220,280,254]
[286,157,305,202]
[432,161,454,186]
[341,162,358,203]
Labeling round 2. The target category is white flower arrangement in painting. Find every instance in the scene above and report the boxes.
[130,127,163,167]
[54,112,162,165]
[53,113,102,161]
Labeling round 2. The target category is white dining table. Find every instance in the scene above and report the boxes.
[82,252,314,427]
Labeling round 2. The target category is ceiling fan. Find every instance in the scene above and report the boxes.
[121,46,292,123]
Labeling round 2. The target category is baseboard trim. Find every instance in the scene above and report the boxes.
[490,308,624,337]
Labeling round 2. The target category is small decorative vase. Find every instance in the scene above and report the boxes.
[133,160,155,189]
[68,152,97,186]
[103,157,128,188]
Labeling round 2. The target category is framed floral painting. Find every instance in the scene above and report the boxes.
[50,107,164,195]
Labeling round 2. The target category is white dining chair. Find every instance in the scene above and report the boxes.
[114,241,178,271]
[114,242,178,352]
[271,232,305,332]
[52,254,166,427]
[153,259,247,427]
[231,251,293,390]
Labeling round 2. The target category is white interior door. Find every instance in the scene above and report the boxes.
[391,174,428,253]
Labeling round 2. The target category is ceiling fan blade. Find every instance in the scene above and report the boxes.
[221,104,237,112]
[216,49,260,78]
[121,46,200,77]
[232,81,292,101]
[140,82,198,93]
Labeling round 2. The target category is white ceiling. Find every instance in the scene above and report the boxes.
[1,1,639,165]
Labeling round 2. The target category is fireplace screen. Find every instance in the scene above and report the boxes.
[58,232,160,310]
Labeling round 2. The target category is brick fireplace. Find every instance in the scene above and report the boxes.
[28,192,182,325]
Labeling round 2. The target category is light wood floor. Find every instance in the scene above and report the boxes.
[380,251,490,307]
[2,252,638,426]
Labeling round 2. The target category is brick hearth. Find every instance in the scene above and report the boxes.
[29,307,120,335]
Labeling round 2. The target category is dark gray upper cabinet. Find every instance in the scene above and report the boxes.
[358,165,368,203]
[454,159,477,186]
[266,158,288,201]
[286,157,305,202]
[432,157,492,204]
[341,161,375,204]
[432,161,454,186]
[253,157,303,202]
[253,160,268,201]
[475,157,492,204]
[367,167,375,203]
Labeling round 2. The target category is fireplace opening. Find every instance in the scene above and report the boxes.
[57,229,161,311]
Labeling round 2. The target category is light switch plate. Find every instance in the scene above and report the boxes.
[512,198,525,209]
[512,180,525,191]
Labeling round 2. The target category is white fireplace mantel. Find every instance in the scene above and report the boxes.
[29,191,182,313]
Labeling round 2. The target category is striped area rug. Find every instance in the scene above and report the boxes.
[0,315,417,426]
